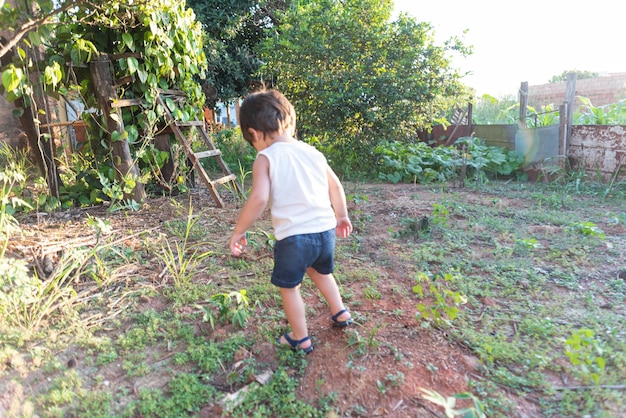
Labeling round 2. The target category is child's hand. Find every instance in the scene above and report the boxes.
[336,217,353,239]
[229,234,247,256]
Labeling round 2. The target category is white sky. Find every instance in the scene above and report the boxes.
[393,0,625,98]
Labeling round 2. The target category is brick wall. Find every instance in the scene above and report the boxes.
[528,72,626,110]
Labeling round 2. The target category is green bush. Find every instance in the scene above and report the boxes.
[373,137,524,184]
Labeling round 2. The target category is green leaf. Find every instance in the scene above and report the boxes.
[122,33,135,52]
[127,57,139,74]
[412,284,423,297]
[137,69,148,84]
[110,130,128,142]
[2,66,23,91]
[28,30,42,47]
[125,125,139,144]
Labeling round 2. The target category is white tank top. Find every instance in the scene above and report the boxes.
[258,141,337,240]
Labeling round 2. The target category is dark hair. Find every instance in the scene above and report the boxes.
[239,90,296,144]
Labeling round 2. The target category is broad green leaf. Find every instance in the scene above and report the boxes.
[2,66,23,91]
[110,130,128,142]
[137,69,148,84]
[127,57,139,74]
[125,125,139,144]
[122,33,135,52]
[28,30,41,47]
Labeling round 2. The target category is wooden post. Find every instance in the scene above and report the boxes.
[565,72,577,157]
[90,54,146,203]
[558,103,568,162]
[467,100,473,134]
[519,82,528,128]
[234,100,240,126]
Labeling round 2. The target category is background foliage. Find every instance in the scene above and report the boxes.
[258,0,472,177]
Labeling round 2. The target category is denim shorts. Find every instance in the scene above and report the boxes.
[271,229,335,289]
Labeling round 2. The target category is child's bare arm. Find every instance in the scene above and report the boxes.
[326,166,352,239]
[229,156,271,255]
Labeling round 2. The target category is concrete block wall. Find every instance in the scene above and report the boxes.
[528,73,626,110]
[570,125,626,179]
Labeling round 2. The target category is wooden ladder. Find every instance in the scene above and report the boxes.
[157,90,241,208]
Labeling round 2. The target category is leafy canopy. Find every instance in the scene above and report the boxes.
[187,0,288,105]
[258,0,472,176]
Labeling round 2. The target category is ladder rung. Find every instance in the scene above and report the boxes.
[175,121,204,127]
[194,150,221,159]
[210,174,236,186]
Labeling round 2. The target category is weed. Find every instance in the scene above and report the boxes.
[413,271,467,326]
[431,202,449,228]
[566,221,606,241]
[0,247,89,335]
[246,228,275,253]
[513,237,542,255]
[363,285,382,300]
[606,211,626,225]
[396,215,431,240]
[419,387,486,418]
[207,289,251,328]
[384,371,405,387]
[156,199,213,288]
[376,380,388,395]
[564,328,607,385]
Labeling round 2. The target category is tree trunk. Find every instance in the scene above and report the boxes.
[89,54,146,203]
[1,41,62,198]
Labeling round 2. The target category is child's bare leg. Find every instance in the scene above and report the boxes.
[306,267,351,322]
[278,286,312,349]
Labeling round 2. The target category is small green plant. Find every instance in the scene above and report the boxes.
[413,272,467,326]
[566,221,606,241]
[513,237,542,254]
[384,371,405,387]
[419,388,486,418]
[247,228,275,253]
[0,144,33,258]
[156,200,212,288]
[396,215,431,240]
[209,289,251,328]
[431,203,449,228]
[363,285,382,300]
[86,215,113,242]
[376,380,388,395]
[564,328,606,385]
[607,212,626,225]
[574,97,626,125]
[0,247,89,334]
[343,321,382,357]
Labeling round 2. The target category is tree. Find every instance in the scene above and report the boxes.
[187,0,289,106]
[258,0,471,175]
[549,70,599,84]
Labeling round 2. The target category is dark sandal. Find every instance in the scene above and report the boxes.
[331,309,353,328]
[277,333,314,354]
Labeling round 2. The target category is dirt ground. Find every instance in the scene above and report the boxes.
[8,181,623,417]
